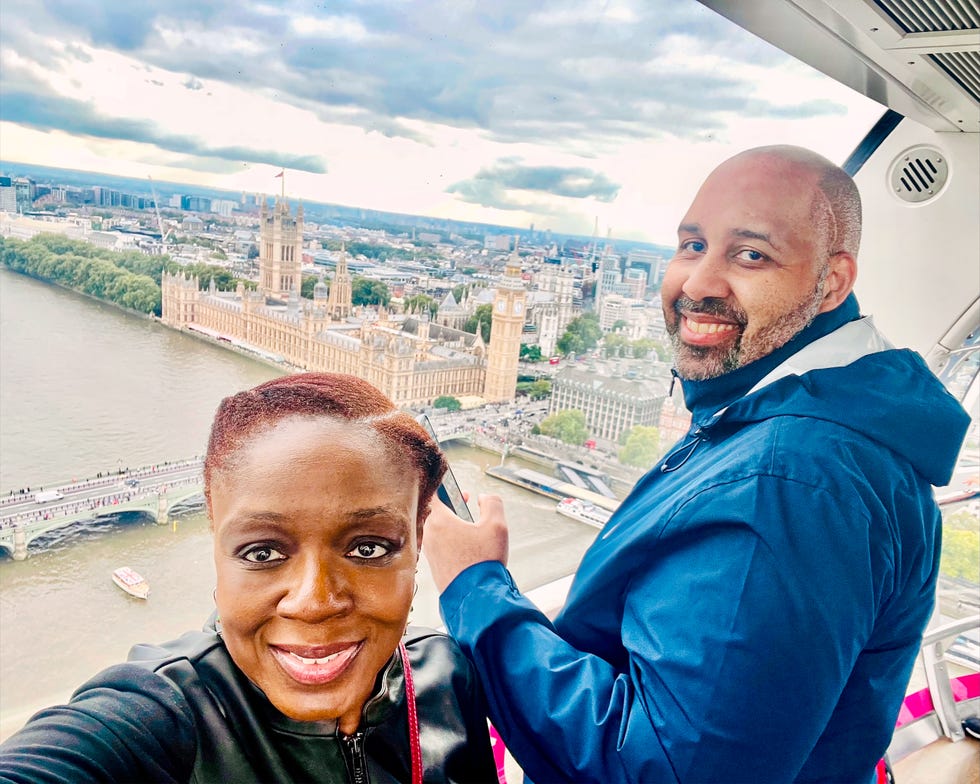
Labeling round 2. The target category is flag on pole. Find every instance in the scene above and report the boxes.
[275,170,284,178]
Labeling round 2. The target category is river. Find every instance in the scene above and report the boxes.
[0,268,600,740]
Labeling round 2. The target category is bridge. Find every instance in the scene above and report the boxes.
[0,459,205,560]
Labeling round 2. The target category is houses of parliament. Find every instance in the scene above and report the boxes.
[161,195,526,406]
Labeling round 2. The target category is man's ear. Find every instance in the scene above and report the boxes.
[818,252,857,313]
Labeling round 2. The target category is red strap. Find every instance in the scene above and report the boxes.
[399,642,424,784]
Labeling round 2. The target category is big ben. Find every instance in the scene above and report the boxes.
[484,240,527,402]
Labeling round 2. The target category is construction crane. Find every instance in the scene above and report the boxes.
[146,175,169,254]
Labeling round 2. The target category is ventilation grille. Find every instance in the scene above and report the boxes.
[889,147,950,203]
[874,0,980,32]
[929,51,980,103]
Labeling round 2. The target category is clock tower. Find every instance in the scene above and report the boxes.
[484,239,527,402]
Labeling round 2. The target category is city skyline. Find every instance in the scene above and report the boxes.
[1,1,884,244]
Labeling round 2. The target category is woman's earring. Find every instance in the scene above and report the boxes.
[405,578,420,635]
[212,588,222,632]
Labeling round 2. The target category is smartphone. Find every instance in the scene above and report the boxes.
[416,414,474,522]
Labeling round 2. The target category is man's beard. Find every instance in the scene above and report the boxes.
[667,275,826,381]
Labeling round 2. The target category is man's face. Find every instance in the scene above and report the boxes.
[661,154,832,381]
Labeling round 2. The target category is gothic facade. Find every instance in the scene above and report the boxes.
[161,198,525,406]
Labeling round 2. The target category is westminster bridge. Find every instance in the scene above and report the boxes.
[0,458,206,560]
[0,408,639,561]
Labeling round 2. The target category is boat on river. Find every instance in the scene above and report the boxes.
[485,465,619,512]
[555,497,612,530]
[111,567,149,599]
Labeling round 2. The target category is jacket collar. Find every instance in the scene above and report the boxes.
[678,293,861,419]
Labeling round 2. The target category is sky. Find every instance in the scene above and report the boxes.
[0,0,886,244]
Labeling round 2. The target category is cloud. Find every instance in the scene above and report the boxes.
[64,43,93,63]
[448,161,620,210]
[0,0,877,239]
[0,89,328,173]
[2,0,852,152]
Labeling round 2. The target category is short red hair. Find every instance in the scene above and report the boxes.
[204,373,447,526]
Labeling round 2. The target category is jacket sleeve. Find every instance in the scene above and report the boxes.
[0,664,197,784]
[439,475,879,784]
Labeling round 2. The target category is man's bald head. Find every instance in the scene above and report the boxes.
[728,145,862,261]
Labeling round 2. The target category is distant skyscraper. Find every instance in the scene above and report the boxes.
[626,248,666,289]
[0,178,16,213]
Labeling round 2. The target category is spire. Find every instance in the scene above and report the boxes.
[501,235,523,287]
[325,244,353,320]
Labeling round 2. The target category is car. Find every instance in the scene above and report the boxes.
[123,478,140,488]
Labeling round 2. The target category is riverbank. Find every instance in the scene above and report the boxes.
[0,263,158,323]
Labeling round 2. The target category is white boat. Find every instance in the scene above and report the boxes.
[555,497,612,530]
[111,567,149,599]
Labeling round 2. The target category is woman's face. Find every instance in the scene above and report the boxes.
[209,415,421,733]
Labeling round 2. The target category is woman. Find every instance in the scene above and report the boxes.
[0,373,498,783]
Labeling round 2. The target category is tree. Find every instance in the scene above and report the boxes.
[556,313,602,356]
[537,409,588,446]
[529,379,551,399]
[516,379,551,399]
[618,426,662,468]
[602,333,630,358]
[940,508,980,582]
[301,276,318,299]
[433,396,462,412]
[520,344,543,363]
[630,338,660,360]
[3,235,164,314]
[247,244,260,259]
[351,276,391,306]
[181,264,239,291]
[405,294,438,318]
[463,304,493,343]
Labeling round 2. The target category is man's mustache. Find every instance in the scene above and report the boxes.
[673,296,746,325]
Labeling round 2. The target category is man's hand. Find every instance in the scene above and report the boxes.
[423,493,509,593]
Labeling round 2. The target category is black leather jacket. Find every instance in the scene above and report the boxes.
[0,626,498,783]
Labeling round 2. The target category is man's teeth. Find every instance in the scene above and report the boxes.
[687,319,737,334]
[289,650,344,665]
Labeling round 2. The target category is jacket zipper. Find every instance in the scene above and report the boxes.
[340,732,369,784]
[660,427,707,473]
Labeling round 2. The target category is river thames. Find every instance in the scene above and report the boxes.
[0,267,600,740]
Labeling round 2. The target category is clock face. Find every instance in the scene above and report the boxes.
[496,300,506,313]
[514,301,524,315]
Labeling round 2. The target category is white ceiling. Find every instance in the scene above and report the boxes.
[699,0,980,133]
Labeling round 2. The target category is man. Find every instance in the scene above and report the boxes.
[424,146,970,783]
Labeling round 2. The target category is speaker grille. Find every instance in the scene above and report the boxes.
[889,147,950,203]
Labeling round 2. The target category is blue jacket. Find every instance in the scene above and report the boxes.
[440,296,970,783]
